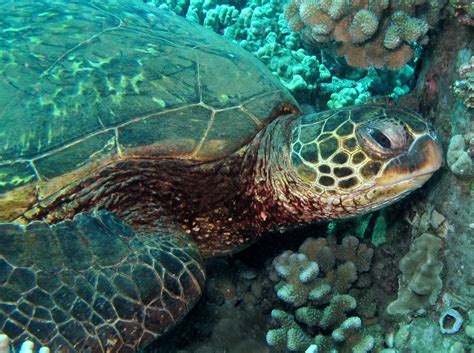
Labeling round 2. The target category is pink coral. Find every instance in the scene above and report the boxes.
[350,9,380,44]
[284,0,447,69]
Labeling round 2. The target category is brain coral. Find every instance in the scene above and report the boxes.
[284,0,448,69]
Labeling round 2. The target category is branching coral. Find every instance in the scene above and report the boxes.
[149,0,420,107]
[266,235,382,352]
[284,0,447,69]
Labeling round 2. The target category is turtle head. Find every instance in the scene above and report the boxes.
[285,105,443,219]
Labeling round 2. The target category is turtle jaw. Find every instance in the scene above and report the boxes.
[375,133,443,189]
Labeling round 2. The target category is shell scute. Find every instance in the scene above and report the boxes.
[195,108,261,160]
[0,1,298,187]
[0,0,300,222]
[118,105,211,159]
[0,162,37,194]
[34,131,117,181]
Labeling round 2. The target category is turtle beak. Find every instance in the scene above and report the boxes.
[377,132,443,187]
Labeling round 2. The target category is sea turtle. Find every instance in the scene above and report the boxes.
[0,1,443,352]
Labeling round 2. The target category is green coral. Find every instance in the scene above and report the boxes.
[321,65,415,109]
[267,236,382,352]
[387,233,444,316]
[327,87,370,109]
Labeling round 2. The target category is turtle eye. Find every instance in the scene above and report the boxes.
[357,119,408,158]
[367,127,391,149]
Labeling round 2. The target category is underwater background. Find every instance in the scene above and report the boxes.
[0,0,472,352]
[141,0,474,352]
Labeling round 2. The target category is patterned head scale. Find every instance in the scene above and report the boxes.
[290,105,442,216]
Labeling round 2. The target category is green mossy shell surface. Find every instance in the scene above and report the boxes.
[0,0,298,193]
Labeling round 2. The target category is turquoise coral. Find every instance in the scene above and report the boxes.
[147,0,419,107]
[150,0,329,99]
[321,65,415,109]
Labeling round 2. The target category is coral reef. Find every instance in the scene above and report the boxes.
[447,134,474,177]
[131,4,473,353]
[266,236,384,352]
[413,18,473,315]
[448,0,474,26]
[147,0,418,108]
[148,0,326,99]
[453,55,474,108]
[284,0,447,69]
[387,233,443,316]
[391,316,471,352]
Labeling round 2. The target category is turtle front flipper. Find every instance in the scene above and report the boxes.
[0,210,206,353]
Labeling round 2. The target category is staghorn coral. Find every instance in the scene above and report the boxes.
[272,251,322,307]
[265,309,312,351]
[387,233,444,316]
[284,0,447,69]
[266,235,383,352]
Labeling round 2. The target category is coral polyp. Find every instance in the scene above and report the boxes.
[284,0,446,69]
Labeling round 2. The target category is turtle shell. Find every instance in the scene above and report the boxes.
[0,1,299,219]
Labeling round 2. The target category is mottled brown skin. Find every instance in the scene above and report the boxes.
[18,153,255,258]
